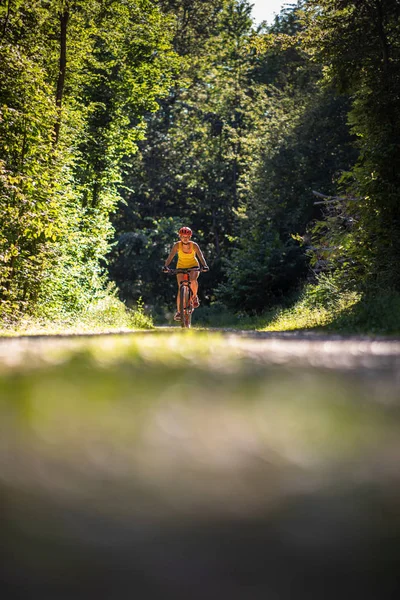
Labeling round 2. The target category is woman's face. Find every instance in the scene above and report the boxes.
[180,233,191,243]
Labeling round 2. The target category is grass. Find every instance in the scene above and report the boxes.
[257,289,361,332]
[3,281,400,338]
[260,288,400,335]
[193,289,361,333]
[195,282,400,336]
[0,296,153,337]
[327,290,400,335]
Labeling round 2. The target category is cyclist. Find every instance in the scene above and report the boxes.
[163,226,209,321]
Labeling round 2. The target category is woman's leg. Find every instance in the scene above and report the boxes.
[190,271,200,301]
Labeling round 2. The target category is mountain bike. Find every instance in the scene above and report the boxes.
[163,267,202,328]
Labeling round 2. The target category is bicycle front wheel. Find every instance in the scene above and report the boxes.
[180,284,192,329]
[183,306,192,328]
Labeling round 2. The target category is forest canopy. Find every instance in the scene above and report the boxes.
[1,0,400,324]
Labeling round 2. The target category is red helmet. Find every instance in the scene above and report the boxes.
[179,226,192,236]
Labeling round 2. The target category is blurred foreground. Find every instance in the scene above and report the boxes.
[1,331,400,599]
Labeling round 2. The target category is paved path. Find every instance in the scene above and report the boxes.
[1,328,400,375]
[1,329,400,599]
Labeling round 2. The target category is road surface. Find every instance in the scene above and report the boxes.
[1,330,400,599]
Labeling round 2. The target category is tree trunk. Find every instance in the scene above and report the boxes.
[1,0,12,40]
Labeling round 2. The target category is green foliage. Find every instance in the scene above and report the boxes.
[158,0,228,55]
[200,276,400,337]
[111,0,300,309]
[256,275,361,332]
[192,302,255,328]
[3,0,399,329]
[261,284,400,336]
[0,0,177,324]
[219,4,357,313]
[218,231,308,312]
[0,27,61,319]
[80,294,153,330]
[109,216,182,310]
[0,292,152,336]
[328,290,400,336]
[301,0,400,289]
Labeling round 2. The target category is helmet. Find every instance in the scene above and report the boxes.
[179,226,192,236]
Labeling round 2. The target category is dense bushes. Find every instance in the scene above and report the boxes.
[0,0,176,324]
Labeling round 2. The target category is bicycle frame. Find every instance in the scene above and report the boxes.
[164,267,200,328]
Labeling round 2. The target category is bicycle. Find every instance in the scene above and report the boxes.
[163,266,202,328]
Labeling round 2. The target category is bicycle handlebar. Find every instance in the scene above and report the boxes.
[163,266,202,275]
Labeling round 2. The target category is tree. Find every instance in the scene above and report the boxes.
[217,1,358,312]
[109,0,277,308]
[301,0,400,289]
[0,0,177,321]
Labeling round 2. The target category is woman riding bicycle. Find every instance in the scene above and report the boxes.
[163,226,209,321]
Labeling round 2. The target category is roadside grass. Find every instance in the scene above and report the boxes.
[326,290,400,335]
[195,284,400,336]
[257,289,361,332]
[194,286,361,332]
[261,288,400,335]
[0,296,153,337]
[3,283,400,337]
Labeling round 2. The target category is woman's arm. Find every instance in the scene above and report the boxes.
[164,242,179,267]
[193,243,208,269]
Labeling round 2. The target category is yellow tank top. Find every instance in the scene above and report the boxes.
[177,242,199,268]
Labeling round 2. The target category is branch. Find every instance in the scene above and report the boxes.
[312,190,360,205]
[308,246,338,253]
